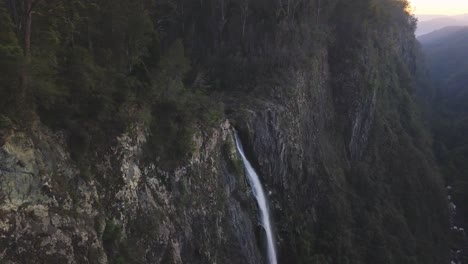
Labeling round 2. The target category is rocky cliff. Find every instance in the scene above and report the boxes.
[0,120,266,263]
[0,0,451,263]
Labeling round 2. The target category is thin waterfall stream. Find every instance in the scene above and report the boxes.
[234,132,278,264]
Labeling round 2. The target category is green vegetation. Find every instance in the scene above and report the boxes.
[0,0,22,118]
[102,219,146,264]
[281,0,448,263]
[0,0,224,169]
[0,115,13,130]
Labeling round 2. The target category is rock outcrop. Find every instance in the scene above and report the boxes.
[0,121,264,263]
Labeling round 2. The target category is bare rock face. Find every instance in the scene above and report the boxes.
[0,120,264,264]
[0,123,106,264]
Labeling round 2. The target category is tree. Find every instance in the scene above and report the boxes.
[240,0,249,39]
[0,0,22,115]
[13,0,42,113]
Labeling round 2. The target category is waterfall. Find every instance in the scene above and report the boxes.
[234,132,278,264]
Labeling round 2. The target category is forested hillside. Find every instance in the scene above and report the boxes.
[420,26,468,97]
[420,26,468,262]
[0,0,450,263]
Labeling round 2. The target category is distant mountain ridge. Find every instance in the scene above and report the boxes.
[420,26,468,97]
[417,14,446,22]
[419,18,468,264]
[416,14,468,36]
[418,26,468,44]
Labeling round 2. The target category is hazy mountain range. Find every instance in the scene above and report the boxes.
[416,14,468,36]
[419,26,468,101]
[418,25,468,263]
[418,25,468,44]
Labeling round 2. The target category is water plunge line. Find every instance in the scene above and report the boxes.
[234,132,278,264]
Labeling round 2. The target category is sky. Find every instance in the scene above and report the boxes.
[409,0,468,15]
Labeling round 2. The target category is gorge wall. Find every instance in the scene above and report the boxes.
[0,0,450,263]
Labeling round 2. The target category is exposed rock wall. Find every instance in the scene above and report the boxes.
[0,121,264,264]
[0,123,105,263]
[229,31,449,263]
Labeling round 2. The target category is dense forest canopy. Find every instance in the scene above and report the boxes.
[0,0,417,162]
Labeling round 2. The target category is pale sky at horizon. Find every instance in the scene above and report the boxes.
[409,0,468,15]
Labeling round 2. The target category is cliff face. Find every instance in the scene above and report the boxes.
[0,123,103,263]
[0,0,450,263]
[228,3,449,262]
[231,37,449,263]
[0,121,265,263]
